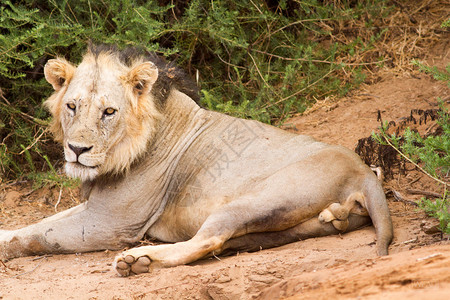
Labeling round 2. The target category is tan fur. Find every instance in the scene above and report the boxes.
[44,59,76,143]
[318,192,369,232]
[0,46,393,278]
[43,51,162,179]
[44,58,76,91]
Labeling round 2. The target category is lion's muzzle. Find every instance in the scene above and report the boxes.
[64,142,106,180]
[68,143,93,158]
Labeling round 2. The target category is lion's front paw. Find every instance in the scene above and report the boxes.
[114,254,152,277]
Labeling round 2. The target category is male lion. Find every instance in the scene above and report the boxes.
[0,45,393,276]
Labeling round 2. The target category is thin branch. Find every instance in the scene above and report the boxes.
[0,96,48,126]
[406,189,443,198]
[270,18,330,37]
[263,68,335,109]
[252,49,334,64]
[216,53,246,70]
[248,52,280,99]
[390,190,419,206]
[12,257,47,278]
[252,49,390,66]
[0,91,11,105]
[18,128,48,155]
[381,134,448,187]
[55,186,62,212]
[0,259,12,271]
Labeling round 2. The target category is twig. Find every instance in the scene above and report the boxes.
[391,0,417,23]
[216,53,246,70]
[31,254,53,261]
[12,257,47,278]
[24,189,35,197]
[406,189,442,198]
[381,134,448,187]
[264,68,334,109]
[55,186,63,212]
[249,0,263,15]
[1,92,11,105]
[170,0,179,22]
[252,49,389,66]
[390,190,418,206]
[402,237,418,244]
[0,100,48,126]
[18,128,48,155]
[424,122,440,136]
[269,18,330,37]
[1,259,12,270]
[417,253,442,262]
[252,49,335,64]
[248,52,281,100]
[411,0,434,16]
[212,251,221,261]
[5,180,28,187]
[408,176,421,186]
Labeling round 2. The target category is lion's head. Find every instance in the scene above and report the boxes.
[43,45,198,181]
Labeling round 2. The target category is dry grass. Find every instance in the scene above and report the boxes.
[300,0,449,116]
[332,0,449,78]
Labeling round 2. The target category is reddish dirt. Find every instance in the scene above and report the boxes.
[1,60,449,299]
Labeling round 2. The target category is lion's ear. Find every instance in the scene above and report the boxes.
[44,58,75,91]
[126,62,159,96]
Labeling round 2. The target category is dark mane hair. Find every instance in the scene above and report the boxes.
[87,43,200,106]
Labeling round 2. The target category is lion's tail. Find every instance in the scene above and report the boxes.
[363,174,393,256]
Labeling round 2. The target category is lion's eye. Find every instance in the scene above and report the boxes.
[103,107,116,116]
[67,103,76,111]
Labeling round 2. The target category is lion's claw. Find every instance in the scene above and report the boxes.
[114,255,151,277]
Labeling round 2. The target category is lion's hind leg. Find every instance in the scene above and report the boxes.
[114,212,372,277]
[114,193,316,276]
[218,214,371,255]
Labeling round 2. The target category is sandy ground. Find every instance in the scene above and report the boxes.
[1,58,449,299]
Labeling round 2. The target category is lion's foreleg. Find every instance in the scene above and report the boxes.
[0,203,128,260]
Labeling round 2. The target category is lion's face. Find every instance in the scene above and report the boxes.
[43,50,161,181]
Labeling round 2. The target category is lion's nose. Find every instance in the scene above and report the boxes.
[68,143,93,157]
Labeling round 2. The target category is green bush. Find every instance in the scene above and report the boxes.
[374,20,449,233]
[0,0,391,180]
[372,59,449,234]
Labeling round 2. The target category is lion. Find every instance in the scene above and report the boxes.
[0,44,393,276]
